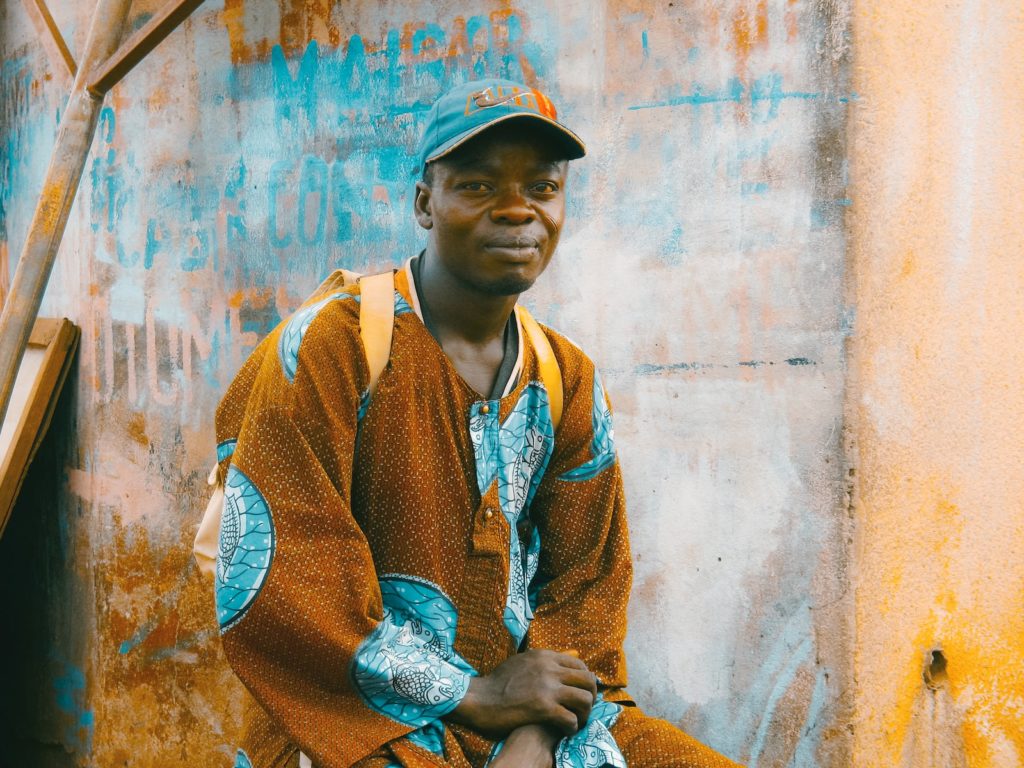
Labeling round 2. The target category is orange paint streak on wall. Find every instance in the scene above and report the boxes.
[849,0,1024,764]
[731,0,769,79]
[785,0,799,42]
[220,0,251,64]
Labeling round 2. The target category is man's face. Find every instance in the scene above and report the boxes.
[414,125,569,296]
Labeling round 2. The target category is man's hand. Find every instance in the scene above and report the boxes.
[448,649,597,737]
[489,724,560,768]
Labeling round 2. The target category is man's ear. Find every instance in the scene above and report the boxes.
[414,181,433,230]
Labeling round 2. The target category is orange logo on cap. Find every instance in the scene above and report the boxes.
[465,86,559,120]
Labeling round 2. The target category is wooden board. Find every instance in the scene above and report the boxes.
[0,317,79,538]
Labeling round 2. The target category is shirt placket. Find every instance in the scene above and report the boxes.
[456,399,513,673]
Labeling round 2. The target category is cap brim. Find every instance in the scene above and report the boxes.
[424,113,586,166]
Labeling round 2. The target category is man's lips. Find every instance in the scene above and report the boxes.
[485,235,540,249]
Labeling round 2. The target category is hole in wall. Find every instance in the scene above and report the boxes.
[924,648,948,689]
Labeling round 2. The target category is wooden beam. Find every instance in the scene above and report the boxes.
[0,0,133,432]
[19,0,77,86]
[88,0,207,96]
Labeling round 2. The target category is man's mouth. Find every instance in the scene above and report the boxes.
[486,236,540,249]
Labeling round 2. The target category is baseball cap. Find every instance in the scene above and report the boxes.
[416,78,586,172]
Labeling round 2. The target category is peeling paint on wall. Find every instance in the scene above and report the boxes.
[1,1,855,765]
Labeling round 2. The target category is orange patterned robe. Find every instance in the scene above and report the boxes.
[213,261,741,768]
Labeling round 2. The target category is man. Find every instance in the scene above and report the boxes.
[211,78,740,768]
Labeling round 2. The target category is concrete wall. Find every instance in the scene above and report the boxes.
[0,1,854,765]
[848,1,1024,765]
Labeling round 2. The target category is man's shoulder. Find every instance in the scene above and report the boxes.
[275,279,364,383]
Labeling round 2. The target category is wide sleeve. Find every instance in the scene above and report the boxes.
[212,297,469,768]
[524,350,633,696]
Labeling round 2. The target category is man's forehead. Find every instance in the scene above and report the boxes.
[439,149,567,173]
[435,125,570,171]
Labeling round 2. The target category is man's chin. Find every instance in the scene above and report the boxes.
[478,274,536,296]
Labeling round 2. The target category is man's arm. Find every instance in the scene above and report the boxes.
[526,360,632,694]
[213,295,469,767]
[488,724,562,768]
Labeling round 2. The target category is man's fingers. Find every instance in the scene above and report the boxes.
[553,650,589,672]
[557,684,595,729]
[544,704,581,737]
[560,667,598,699]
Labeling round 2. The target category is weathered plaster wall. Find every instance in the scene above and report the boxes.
[0,1,852,765]
[848,1,1024,765]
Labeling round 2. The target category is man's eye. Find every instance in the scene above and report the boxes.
[460,182,489,192]
[532,181,560,194]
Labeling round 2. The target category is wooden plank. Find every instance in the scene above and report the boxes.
[0,318,79,538]
[28,317,60,347]
[88,0,207,96]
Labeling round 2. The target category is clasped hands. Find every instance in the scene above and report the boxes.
[447,649,598,768]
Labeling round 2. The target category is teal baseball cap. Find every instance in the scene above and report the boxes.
[417,78,586,172]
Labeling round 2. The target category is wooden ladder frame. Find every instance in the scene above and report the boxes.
[0,0,207,428]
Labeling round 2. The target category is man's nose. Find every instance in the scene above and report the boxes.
[491,188,534,224]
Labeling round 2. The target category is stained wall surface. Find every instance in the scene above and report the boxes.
[0,1,853,765]
[848,1,1024,765]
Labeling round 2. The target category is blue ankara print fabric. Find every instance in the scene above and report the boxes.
[561,371,616,482]
[554,696,626,768]
[351,575,474,727]
[469,382,555,643]
[468,401,501,497]
[485,696,624,768]
[394,293,414,316]
[278,291,354,382]
[357,388,372,422]
[216,467,275,631]
[217,438,237,462]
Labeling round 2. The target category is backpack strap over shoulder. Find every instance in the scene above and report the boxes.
[195,269,395,579]
[516,305,563,430]
[358,271,396,396]
[311,268,394,395]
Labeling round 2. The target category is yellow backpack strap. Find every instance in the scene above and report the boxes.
[359,271,396,396]
[516,305,563,430]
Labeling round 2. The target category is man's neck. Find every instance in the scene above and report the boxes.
[417,251,518,345]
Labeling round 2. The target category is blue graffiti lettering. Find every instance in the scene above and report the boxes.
[298,155,328,246]
[268,160,294,248]
[272,40,320,128]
